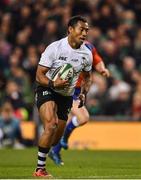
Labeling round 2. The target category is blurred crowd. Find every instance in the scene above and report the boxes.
[0,0,141,144]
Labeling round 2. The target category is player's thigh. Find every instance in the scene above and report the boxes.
[35,86,58,126]
[39,101,58,126]
[71,100,89,124]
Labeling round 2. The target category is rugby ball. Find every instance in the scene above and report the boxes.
[52,63,74,82]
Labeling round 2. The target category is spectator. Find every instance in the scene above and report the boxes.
[105,78,131,116]
[0,101,23,148]
[3,80,26,111]
[87,72,108,115]
[0,0,141,121]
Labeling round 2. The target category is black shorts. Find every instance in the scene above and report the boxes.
[35,86,73,121]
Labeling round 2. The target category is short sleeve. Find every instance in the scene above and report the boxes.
[39,42,57,68]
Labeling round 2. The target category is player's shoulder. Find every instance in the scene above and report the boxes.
[83,41,95,52]
[48,37,67,49]
[43,37,66,55]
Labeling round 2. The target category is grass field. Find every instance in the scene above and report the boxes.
[0,148,141,179]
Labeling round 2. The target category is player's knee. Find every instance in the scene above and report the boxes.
[44,120,58,133]
[79,113,89,125]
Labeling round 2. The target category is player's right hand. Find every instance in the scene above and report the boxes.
[53,74,69,88]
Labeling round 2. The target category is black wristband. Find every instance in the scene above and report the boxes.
[48,80,54,88]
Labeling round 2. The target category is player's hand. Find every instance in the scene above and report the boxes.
[78,93,86,108]
[100,68,110,78]
[53,74,69,88]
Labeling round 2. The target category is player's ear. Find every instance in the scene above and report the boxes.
[68,26,73,34]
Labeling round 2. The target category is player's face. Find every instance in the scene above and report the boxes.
[69,21,89,46]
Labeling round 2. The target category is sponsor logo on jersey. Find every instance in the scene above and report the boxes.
[43,90,51,96]
[59,56,67,61]
[81,56,87,67]
[71,58,78,62]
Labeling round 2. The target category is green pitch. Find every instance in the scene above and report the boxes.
[0,148,141,179]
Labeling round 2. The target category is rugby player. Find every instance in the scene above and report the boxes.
[33,15,94,178]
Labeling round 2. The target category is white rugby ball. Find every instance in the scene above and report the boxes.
[52,63,74,82]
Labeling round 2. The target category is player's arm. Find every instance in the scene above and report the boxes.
[95,61,110,77]
[81,71,92,95]
[78,71,92,108]
[36,65,52,86]
[93,48,110,77]
[36,65,68,88]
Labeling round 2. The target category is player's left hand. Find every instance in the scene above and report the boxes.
[100,68,110,77]
[78,93,86,108]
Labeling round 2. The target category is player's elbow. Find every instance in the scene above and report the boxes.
[36,71,40,83]
[36,66,43,83]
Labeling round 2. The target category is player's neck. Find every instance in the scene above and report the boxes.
[68,36,80,49]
